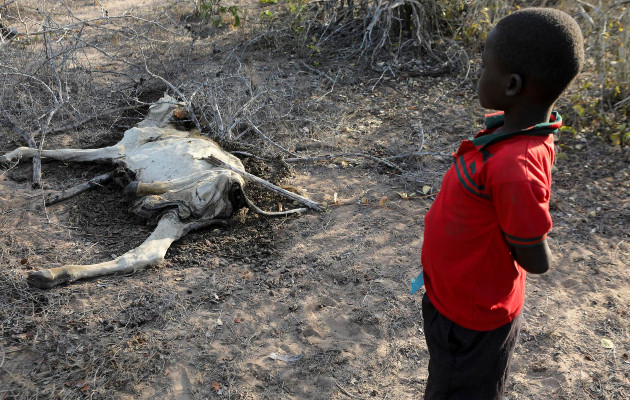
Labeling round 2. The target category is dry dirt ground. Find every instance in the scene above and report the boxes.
[1,1,629,399]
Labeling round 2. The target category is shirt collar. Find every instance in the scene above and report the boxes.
[471,111,562,149]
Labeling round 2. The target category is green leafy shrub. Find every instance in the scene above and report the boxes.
[195,0,241,27]
[566,1,630,147]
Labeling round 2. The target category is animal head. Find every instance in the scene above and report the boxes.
[195,173,247,219]
[137,94,186,128]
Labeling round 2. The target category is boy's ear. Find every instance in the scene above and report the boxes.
[505,73,523,96]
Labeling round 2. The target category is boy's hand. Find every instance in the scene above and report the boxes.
[511,239,552,274]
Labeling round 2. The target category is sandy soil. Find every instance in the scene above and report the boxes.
[0,1,629,399]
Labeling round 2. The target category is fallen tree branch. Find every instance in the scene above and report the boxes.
[285,152,405,173]
[229,150,264,160]
[203,155,324,212]
[45,170,119,205]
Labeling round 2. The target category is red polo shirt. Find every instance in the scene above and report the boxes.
[422,112,560,331]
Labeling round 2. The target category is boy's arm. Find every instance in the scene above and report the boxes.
[511,239,552,274]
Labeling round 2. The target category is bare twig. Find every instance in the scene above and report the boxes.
[203,155,324,212]
[0,22,74,188]
[371,64,394,91]
[32,29,65,188]
[30,108,52,189]
[229,150,265,160]
[227,90,266,138]
[334,380,358,398]
[45,170,119,205]
[232,126,253,141]
[213,100,226,138]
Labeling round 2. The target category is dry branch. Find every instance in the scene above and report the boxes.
[334,380,359,398]
[203,155,324,212]
[33,105,62,188]
[44,170,119,205]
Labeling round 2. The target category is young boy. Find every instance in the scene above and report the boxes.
[417,8,584,399]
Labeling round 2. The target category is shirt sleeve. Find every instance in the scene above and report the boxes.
[491,181,552,247]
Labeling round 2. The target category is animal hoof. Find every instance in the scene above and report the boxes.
[124,181,140,194]
[27,270,57,289]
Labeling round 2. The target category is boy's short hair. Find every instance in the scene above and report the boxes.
[492,8,584,103]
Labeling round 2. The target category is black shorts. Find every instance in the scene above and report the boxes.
[422,293,521,400]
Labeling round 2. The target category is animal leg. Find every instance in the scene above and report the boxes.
[26,211,219,289]
[1,146,121,165]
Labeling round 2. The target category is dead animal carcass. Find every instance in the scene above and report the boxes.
[0,95,312,289]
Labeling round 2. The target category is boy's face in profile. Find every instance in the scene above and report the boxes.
[477,29,511,111]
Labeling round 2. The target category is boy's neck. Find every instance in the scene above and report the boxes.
[495,104,554,134]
